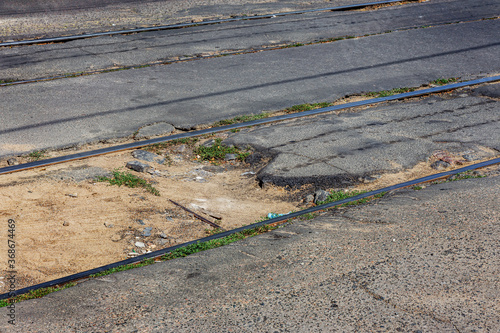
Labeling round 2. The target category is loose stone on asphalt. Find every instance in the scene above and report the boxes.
[126,160,152,173]
[132,149,166,164]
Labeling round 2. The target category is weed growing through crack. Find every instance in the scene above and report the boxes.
[365,87,416,98]
[90,225,276,280]
[431,77,458,86]
[195,138,250,162]
[213,113,270,126]
[0,282,76,307]
[285,102,331,113]
[316,190,386,206]
[97,170,160,196]
[163,225,276,260]
[28,150,47,161]
[447,171,485,181]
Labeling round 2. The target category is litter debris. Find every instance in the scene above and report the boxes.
[267,212,292,219]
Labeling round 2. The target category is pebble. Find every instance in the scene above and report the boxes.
[132,150,165,164]
[156,238,169,246]
[136,219,145,225]
[430,160,450,170]
[225,153,237,161]
[104,222,114,228]
[160,232,168,239]
[202,165,225,173]
[202,139,216,148]
[142,227,153,237]
[135,241,145,248]
[128,252,139,257]
[358,175,379,183]
[192,169,214,178]
[314,190,329,203]
[462,154,475,162]
[174,144,187,153]
[304,194,314,204]
[63,221,70,226]
[66,193,78,198]
[7,158,19,166]
[111,234,122,242]
[126,160,151,173]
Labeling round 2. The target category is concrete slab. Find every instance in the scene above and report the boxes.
[225,88,500,187]
[2,175,498,332]
[1,19,499,157]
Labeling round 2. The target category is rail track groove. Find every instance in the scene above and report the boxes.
[1,76,499,176]
[0,0,419,47]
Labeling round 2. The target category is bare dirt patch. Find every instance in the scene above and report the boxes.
[0,135,299,293]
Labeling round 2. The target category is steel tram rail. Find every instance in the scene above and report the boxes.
[1,76,499,177]
[1,156,499,301]
[0,0,419,47]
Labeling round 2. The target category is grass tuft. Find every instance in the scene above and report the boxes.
[194,138,250,162]
[431,77,458,86]
[0,282,76,308]
[285,102,331,113]
[97,170,160,196]
[213,113,270,126]
[28,150,47,162]
[316,190,386,206]
[365,87,416,98]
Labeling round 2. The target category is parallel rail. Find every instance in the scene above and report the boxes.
[0,0,418,47]
[1,76,499,176]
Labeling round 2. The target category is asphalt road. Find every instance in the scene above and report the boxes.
[3,0,498,81]
[1,175,498,332]
[1,17,499,157]
[0,0,366,40]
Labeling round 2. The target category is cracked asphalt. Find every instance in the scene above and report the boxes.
[224,84,500,187]
[1,175,498,332]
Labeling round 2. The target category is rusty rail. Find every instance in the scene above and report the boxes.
[169,199,223,229]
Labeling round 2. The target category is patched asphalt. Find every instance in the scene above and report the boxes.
[2,174,498,332]
[224,84,500,188]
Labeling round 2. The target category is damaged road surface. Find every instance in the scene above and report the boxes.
[225,84,500,188]
[2,170,498,332]
[1,17,500,156]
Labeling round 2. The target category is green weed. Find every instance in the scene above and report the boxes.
[28,150,47,162]
[0,282,76,308]
[447,171,485,181]
[316,190,386,206]
[162,225,276,260]
[365,87,416,98]
[213,113,270,126]
[431,78,458,86]
[97,170,160,196]
[194,138,250,162]
[285,102,331,113]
